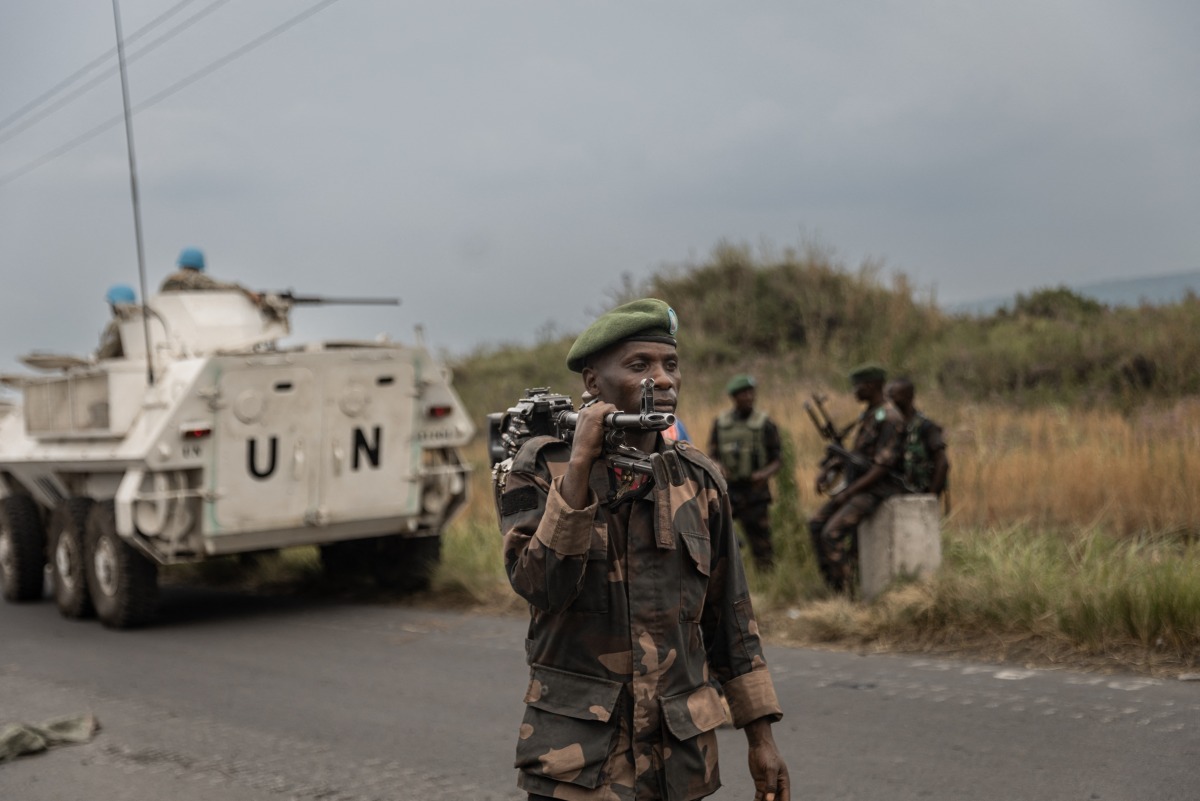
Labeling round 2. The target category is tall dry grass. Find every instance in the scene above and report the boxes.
[441,390,1200,598]
[725,388,1200,537]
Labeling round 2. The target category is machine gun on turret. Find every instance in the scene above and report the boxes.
[256,291,400,324]
[267,291,401,307]
[489,378,686,492]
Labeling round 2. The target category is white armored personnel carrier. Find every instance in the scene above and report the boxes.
[0,290,474,627]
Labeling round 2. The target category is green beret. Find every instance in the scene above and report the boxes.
[849,362,887,384]
[566,298,678,372]
[726,374,756,395]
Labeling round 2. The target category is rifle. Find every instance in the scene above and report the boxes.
[803,393,855,446]
[803,394,856,495]
[488,378,685,489]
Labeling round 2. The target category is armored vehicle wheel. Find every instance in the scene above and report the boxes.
[373,534,441,593]
[0,494,46,602]
[49,498,95,618]
[85,501,158,629]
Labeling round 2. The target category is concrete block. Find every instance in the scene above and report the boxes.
[858,494,941,601]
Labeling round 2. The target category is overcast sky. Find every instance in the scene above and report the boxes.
[1,0,1197,372]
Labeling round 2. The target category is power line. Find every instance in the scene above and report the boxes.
[0,0,208,133]
[0,0,346,190]
[0,0,236,145]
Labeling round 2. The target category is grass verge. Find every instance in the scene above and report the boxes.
[761,524,1200,676]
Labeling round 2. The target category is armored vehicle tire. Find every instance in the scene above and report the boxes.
[49,498,95,619]
[373,534,440,593]
[85,501,158,629]
[0,494,46,603]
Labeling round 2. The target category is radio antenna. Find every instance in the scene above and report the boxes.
[111,0,155,385]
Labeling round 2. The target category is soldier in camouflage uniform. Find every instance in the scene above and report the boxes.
[159,247,262,305]
[95,284,136,360]
[885,377,949,500]
[498,298,789,801]
[707,375,782,571]
[807,364,904,592]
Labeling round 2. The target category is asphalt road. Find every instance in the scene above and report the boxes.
[2,586,1197,801]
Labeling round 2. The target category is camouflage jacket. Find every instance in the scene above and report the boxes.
[159,269,244,293]
[499,436,782,801]
[95,319,123,360]
[850,402,905,497]
[900,412,947,493]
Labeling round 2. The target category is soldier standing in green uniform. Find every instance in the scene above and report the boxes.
[885,377,950,502]
[707,375,783,571]
[807,364,904,592]
[497,299,789,801]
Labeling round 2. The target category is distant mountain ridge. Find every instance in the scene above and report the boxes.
[947,270,1200,316]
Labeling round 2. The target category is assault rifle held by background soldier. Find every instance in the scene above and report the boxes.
[804,393,914,495]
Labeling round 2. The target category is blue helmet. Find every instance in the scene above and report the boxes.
[106,284,137,305]
[177,247,206,271]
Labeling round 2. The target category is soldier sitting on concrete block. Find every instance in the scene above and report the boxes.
[807,363,905,593]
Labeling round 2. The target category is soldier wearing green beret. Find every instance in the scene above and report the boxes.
[807,363,905,592]
[707,375,783,571]
[499,298,790,801]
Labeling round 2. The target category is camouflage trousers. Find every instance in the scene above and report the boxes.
[729,491,773,571]
[807,493,883,591]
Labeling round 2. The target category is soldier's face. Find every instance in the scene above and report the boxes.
[853,379,880,402]
[731,388,755,413]
[887,382,913,409]
[584,341,680,414]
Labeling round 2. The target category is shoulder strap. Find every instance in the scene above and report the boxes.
[672,441,728,493]
[511,435,569,474]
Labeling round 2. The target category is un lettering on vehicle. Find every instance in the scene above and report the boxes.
[211,367,318,532]
[317,362,421,520]
[244,426,381,479]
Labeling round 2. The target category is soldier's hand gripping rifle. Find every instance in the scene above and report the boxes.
[489,379,686,489]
